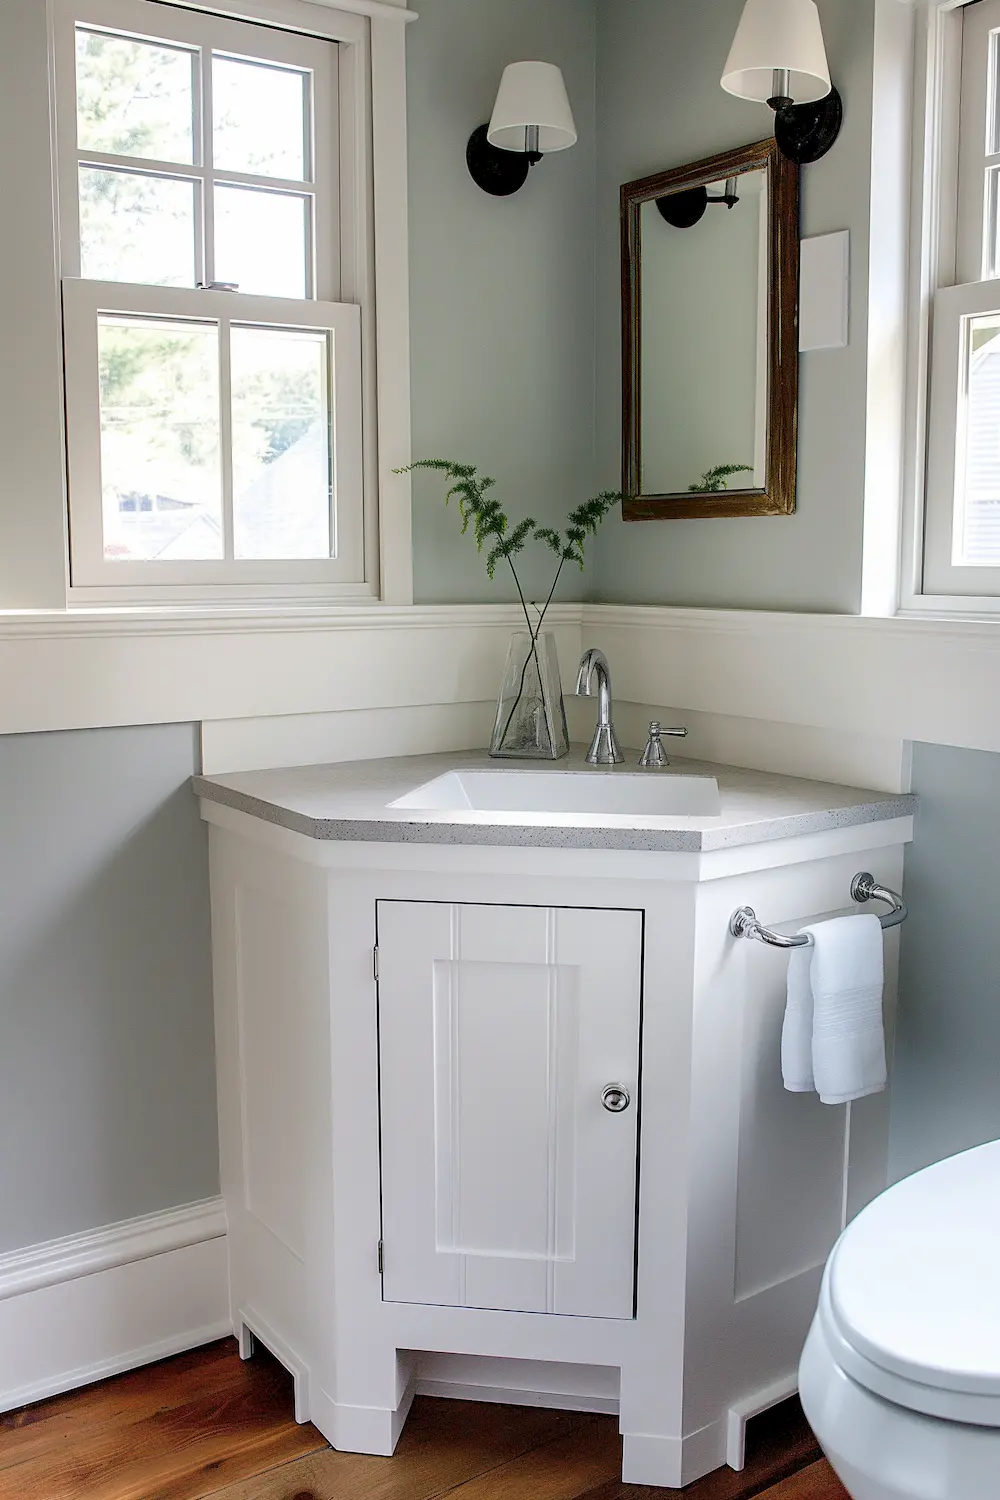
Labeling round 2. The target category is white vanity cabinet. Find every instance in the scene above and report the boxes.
[197,752,915,1489]
[377,900,642,1320]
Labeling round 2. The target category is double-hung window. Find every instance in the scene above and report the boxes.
[54,0,368,600]
[925,0,1000,599]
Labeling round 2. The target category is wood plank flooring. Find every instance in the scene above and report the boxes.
[0,1339,849,1500]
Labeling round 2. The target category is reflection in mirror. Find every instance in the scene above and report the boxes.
[622,139,799,520]
[639,168,767,497]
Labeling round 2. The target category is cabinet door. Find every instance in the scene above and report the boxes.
[376,901,642,1319]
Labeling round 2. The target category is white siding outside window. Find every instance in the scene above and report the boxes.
[54,0,370,601]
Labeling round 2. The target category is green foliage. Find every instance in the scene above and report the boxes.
[536,492,621,569]
[397,460,623,632]
[398,460,535,579]
[688,463,753,494]
[399,462,625,750]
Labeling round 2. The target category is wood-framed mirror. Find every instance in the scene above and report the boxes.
[621,138,799,520]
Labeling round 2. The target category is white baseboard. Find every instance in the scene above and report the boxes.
[0,1198,230,1412]
[726,1373,799,1470]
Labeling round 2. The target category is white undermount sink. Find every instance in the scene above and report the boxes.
[389,769,721,818]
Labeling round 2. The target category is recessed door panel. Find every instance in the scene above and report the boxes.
[377,901,642,1319]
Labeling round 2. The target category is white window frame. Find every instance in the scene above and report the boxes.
[903,0,1000,613]
[50,0,392,607]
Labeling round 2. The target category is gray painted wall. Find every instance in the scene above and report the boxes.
[889,743,1000,1183]
[407,0,599,607]
[0,725,217,1252]
[592,0,876,611]
[406,0,884,612]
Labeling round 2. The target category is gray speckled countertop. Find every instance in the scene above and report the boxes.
[193,748,916,853]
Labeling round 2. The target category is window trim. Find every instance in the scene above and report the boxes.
[899,0,1000,616]
[54,0,380,604]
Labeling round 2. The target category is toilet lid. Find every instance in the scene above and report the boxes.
[829,1141,1000,1400]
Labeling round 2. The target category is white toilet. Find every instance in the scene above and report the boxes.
[799,1140,1000,1499]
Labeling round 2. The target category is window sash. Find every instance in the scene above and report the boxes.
[63,279,364,588]
[53,0,340,300]
[925,278,1000,595]
[956,0,1000,286]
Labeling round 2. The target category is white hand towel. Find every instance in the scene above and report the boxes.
[781,945,816,1093]
[781,914,886,1105]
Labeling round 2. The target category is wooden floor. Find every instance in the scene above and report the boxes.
[0,1339,849,1500]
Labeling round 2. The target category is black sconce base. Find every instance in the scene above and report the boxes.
[466,124,532,196]
[773,84,843,164]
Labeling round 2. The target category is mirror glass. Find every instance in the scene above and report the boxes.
[639,168,767,497]
[621,140,799,520]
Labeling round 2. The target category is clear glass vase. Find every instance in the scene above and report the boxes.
[489,630,570,760]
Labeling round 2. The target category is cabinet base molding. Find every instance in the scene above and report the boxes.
[309,1380,417,1456]
[0,1199,230,1412]
[622,1421,725,1489]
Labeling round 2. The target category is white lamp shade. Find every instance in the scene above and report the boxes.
[487,62,577,154]
[721,0,831,105]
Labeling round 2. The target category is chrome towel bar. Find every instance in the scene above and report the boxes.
[729,872,907,950]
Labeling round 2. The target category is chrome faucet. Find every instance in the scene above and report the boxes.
[575,648,624,765]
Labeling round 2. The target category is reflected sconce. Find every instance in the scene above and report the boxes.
[656,176,741,228]
[721,0,842,165]
[466,62,577,197]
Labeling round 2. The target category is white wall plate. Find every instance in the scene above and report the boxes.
[800,231,850,350]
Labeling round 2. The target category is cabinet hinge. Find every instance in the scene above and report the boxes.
[373,945,379,980]
[377,1239,384,1275]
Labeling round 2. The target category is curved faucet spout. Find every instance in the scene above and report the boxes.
[575,649,624,765]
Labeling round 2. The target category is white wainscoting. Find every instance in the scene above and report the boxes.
[0,606,581,737]
[3,605,1000,776]
[0,1199,230,1412]
[587,606,1000,753]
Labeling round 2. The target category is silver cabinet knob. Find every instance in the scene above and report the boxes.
[602,1083,631,1113]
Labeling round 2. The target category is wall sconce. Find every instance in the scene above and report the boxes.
[466,62,577,197]
[721,0,842,165]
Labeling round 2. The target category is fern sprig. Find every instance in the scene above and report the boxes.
[396,460,625,751]
[396,460,622,619]
[688,463,753,494]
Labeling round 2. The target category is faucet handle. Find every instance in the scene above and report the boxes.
[638,721,686,768]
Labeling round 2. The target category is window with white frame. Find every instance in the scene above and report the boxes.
[925,0,1000,598]
[54,0,370,600]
